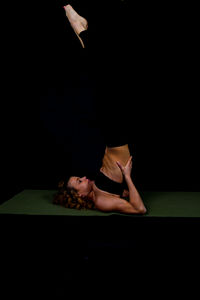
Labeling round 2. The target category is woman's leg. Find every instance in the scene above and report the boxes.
[63,4,88,48]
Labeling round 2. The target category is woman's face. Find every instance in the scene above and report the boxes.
[68,176,93,198]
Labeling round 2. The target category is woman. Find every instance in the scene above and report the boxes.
[53,4,146,214]
[54,143,146,214]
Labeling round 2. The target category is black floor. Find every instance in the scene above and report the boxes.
[1,216,200,297]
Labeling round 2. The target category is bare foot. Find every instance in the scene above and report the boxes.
[63,4,88,48]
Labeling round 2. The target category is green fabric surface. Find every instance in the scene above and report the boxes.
[0,190,200,217]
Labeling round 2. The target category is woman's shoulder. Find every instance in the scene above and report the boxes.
[92,184,132,214]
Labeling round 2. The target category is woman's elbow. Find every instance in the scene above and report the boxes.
[136,206,147,215]
[128,205,147,215]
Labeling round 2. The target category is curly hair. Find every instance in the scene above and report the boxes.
[53,177,96,210]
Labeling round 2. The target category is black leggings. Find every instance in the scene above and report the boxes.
[79,30,131,148]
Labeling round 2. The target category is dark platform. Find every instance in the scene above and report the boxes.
[1,190,200,297]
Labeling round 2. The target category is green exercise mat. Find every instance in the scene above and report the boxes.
[0,190,200,217]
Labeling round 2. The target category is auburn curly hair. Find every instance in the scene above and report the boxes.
[53,176,96,210]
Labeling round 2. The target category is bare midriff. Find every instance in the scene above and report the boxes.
[100,144,131,183]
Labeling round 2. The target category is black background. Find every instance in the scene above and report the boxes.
[1,1,200,297]
[2,0,199,203]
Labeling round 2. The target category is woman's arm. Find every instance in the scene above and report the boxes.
[124,175,146,213]
[95,156,146,214]
[95,194,145,215]
[116,156,146,213]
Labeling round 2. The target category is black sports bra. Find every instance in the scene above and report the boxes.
[94,170,128,197]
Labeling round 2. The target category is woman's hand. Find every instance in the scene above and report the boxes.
[116,156,133,178]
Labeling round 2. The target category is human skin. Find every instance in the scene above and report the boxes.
[63,4,88,48]
[63,4,146,214]
[68,155,146,214]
